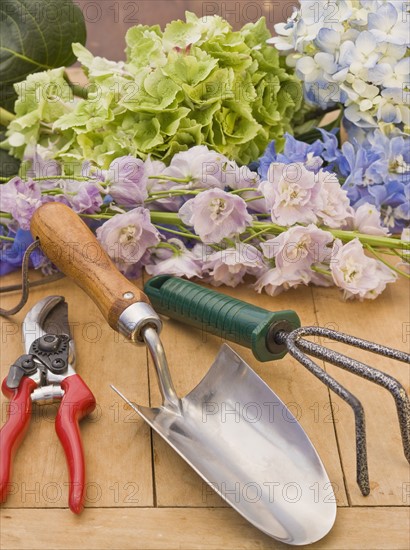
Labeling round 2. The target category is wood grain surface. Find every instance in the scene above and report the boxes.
[1,2,409,548]
[0,271,409,549]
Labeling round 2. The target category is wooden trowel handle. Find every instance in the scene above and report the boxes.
[31,203,151,332]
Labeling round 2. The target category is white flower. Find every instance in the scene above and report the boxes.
[161,145,229,189]
[145,239,202,279]
[254,265,313,296]
[398,228,410,273]
[339,32,380,75]
[261,224,334,269]
[378,88,410,125]
[353,203,390,235]
[178,188,253,244]
[259,163,321,226]
[368,2,410,46]
[316,171,353,228]
[330,238,396,299]
[267,0,409,133]
[401,228,410,242]
[343,81,381,127]
[203,243,265,287]
[222,161,260,190]
[369,57,409,88]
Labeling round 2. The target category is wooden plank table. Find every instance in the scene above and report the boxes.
[0,271,409,549]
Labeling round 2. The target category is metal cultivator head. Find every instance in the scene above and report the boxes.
[144,275,410,497]
[275,326,410,496]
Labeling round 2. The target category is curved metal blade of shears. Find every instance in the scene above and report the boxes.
[22,296,75,367]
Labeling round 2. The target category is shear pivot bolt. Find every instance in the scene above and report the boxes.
[38,334,61,352]
[123,292,134,300]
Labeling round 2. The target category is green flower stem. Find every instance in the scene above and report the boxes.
[0,107,15,126]
[312,265,332,276]
[391,248,410,261]
[242,227,270,243]
[150,175,192,184]
[0,212,12,219]
[41,189,64,195]
[145,189,203,203]
[365,244,410,280]
[154,224,201,241]
[149,212,182,225]
[33,175,89,182]
[253,221,409,250]
[245,195,264,203]
[0,176,14,182]
[153,241,180,254]
[230,188,259,195]
[330,228,409,250]
[64,72,89,100]
[80,213,113,220]
[0,235,14,242]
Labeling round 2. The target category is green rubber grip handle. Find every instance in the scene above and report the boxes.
[144,275,301,362]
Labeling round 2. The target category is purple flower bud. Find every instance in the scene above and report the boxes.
[107,156,148,207]
[61,180,103,214]
[22,144,61,188]
[178,188,253,243]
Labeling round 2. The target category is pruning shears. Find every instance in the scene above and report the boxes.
[0,296,96,514]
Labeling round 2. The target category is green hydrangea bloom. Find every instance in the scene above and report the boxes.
[3,13,302,167]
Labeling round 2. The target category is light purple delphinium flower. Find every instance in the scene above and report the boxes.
[82,160,107,183]
[161,145,229,189]
[145,239,202,279]
[178,188,253,244]
[330,238,396,299]
[316,171,353,229]
[144,155,182,212]
[223,161,267,213]
[254,225,334,295]
[261,224,334,269]
[259,163,321,226]
[203,243,266,287]
[96,207,160,274]
[254,265,314,296]
[353,203,390,235]
[106,156,148,207]
[0,177,43,230]
[61,180,104,214]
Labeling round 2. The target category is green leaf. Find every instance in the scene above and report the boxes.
[0,0,86,111]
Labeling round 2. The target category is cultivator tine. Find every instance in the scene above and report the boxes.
[276,326,410,496]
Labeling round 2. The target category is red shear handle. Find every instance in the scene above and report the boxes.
[0,377,37,504]
[55,375,96,514]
